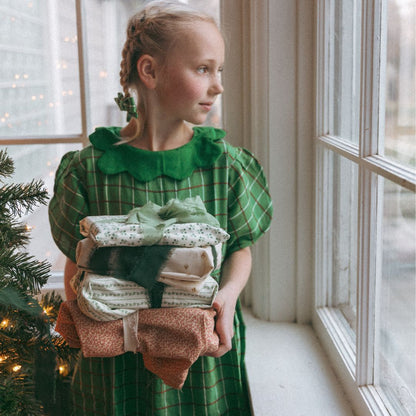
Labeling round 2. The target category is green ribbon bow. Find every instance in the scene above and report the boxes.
[125,196,221,245]
[114,92,138,122]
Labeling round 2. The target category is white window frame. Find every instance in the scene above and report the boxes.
[314,1,416,415]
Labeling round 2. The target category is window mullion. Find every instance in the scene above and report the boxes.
[315,0,326,136]
[357,167,382,387]
[356,0,384,388]
[360,0,383,159]
[315,145,334,308]
[327,0,335,135]
[75,0,91,146]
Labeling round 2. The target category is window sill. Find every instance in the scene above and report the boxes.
[244,308,354,416]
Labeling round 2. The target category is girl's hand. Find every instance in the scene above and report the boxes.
[206,289,237,357]
[204,247,252,358]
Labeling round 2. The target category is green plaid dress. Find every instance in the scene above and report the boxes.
[49,126,272,416]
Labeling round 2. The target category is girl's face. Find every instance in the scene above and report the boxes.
[154,21,225,125]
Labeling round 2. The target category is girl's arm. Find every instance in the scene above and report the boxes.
[208,246,252,358]
[64,257,78,301]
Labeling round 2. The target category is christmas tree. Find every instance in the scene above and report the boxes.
[0,149,75,416]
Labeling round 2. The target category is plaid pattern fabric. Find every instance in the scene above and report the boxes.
[48,127,272,415]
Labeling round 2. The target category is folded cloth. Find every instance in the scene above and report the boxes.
[73,272,219,321]
[76,239,222,289]
[55,300,219,389]
[79,217,229,248]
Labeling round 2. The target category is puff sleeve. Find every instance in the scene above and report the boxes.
[48,151,89,262]
[226,147,273,255]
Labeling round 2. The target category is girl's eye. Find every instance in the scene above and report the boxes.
[197,66,209,74]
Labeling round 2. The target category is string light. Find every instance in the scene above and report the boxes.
[12,365,22,372]
[42,306,53,316]
[0,355,8,363]
[58,364,69,377]
[0,319,9,328]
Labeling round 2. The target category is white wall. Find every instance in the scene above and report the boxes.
[221,0,315,323]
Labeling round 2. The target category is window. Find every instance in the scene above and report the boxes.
[315,0,415,415]
[0,0,220,275]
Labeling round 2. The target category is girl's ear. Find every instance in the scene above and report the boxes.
[137,54,158,89]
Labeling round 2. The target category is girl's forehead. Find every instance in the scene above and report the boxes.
[169,21,224,57]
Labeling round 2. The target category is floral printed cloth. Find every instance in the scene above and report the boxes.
[76,238,222,289]
[79,197,230,248]
[73,272,219,321]
[55,300,219,389]
[79,218,229,248]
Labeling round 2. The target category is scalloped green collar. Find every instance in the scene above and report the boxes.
[89,126,226,182]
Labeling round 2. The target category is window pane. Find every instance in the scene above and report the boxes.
[1,143,82,273]
[329,0,361,143]
[383,0,416,169]
[376,178,416,415]
[0,1,82,137]
[330,152,359,335]
[85,1,134,129]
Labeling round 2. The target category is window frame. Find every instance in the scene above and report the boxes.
[314,1,416,415]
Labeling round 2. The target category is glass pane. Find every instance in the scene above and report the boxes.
[376,178,416,415]
[384,0,416,169]
[0,1,82,137]
[86,0,222,130]
[85,1,132,129]
[1,143,82,273]
[330,152,359,335]
[329,0,361,143]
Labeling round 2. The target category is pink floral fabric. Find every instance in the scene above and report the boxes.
[56,300,219,389]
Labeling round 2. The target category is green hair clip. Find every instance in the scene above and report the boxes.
[114,92,138,122]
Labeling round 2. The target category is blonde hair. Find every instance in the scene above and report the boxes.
[119,1,219,142]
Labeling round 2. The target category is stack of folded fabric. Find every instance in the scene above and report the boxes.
[56,196,229,388]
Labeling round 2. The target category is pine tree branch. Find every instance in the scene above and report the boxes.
[0,249,50,294]
[0,217,30,249]
[0,180,48,217]
[0,150,14,180]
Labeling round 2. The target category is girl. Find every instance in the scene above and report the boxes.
[49,1,272,415]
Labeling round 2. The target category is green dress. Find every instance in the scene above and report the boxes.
[49,126,273,416]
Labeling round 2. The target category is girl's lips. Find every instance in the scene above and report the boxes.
[199,102,213,111]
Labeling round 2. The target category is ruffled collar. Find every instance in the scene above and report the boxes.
[89,126,226,182]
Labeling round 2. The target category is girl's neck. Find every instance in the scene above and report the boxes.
[138,122,194,151]
[122,120,194,151]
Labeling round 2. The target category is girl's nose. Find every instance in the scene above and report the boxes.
[210,76,224,95]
